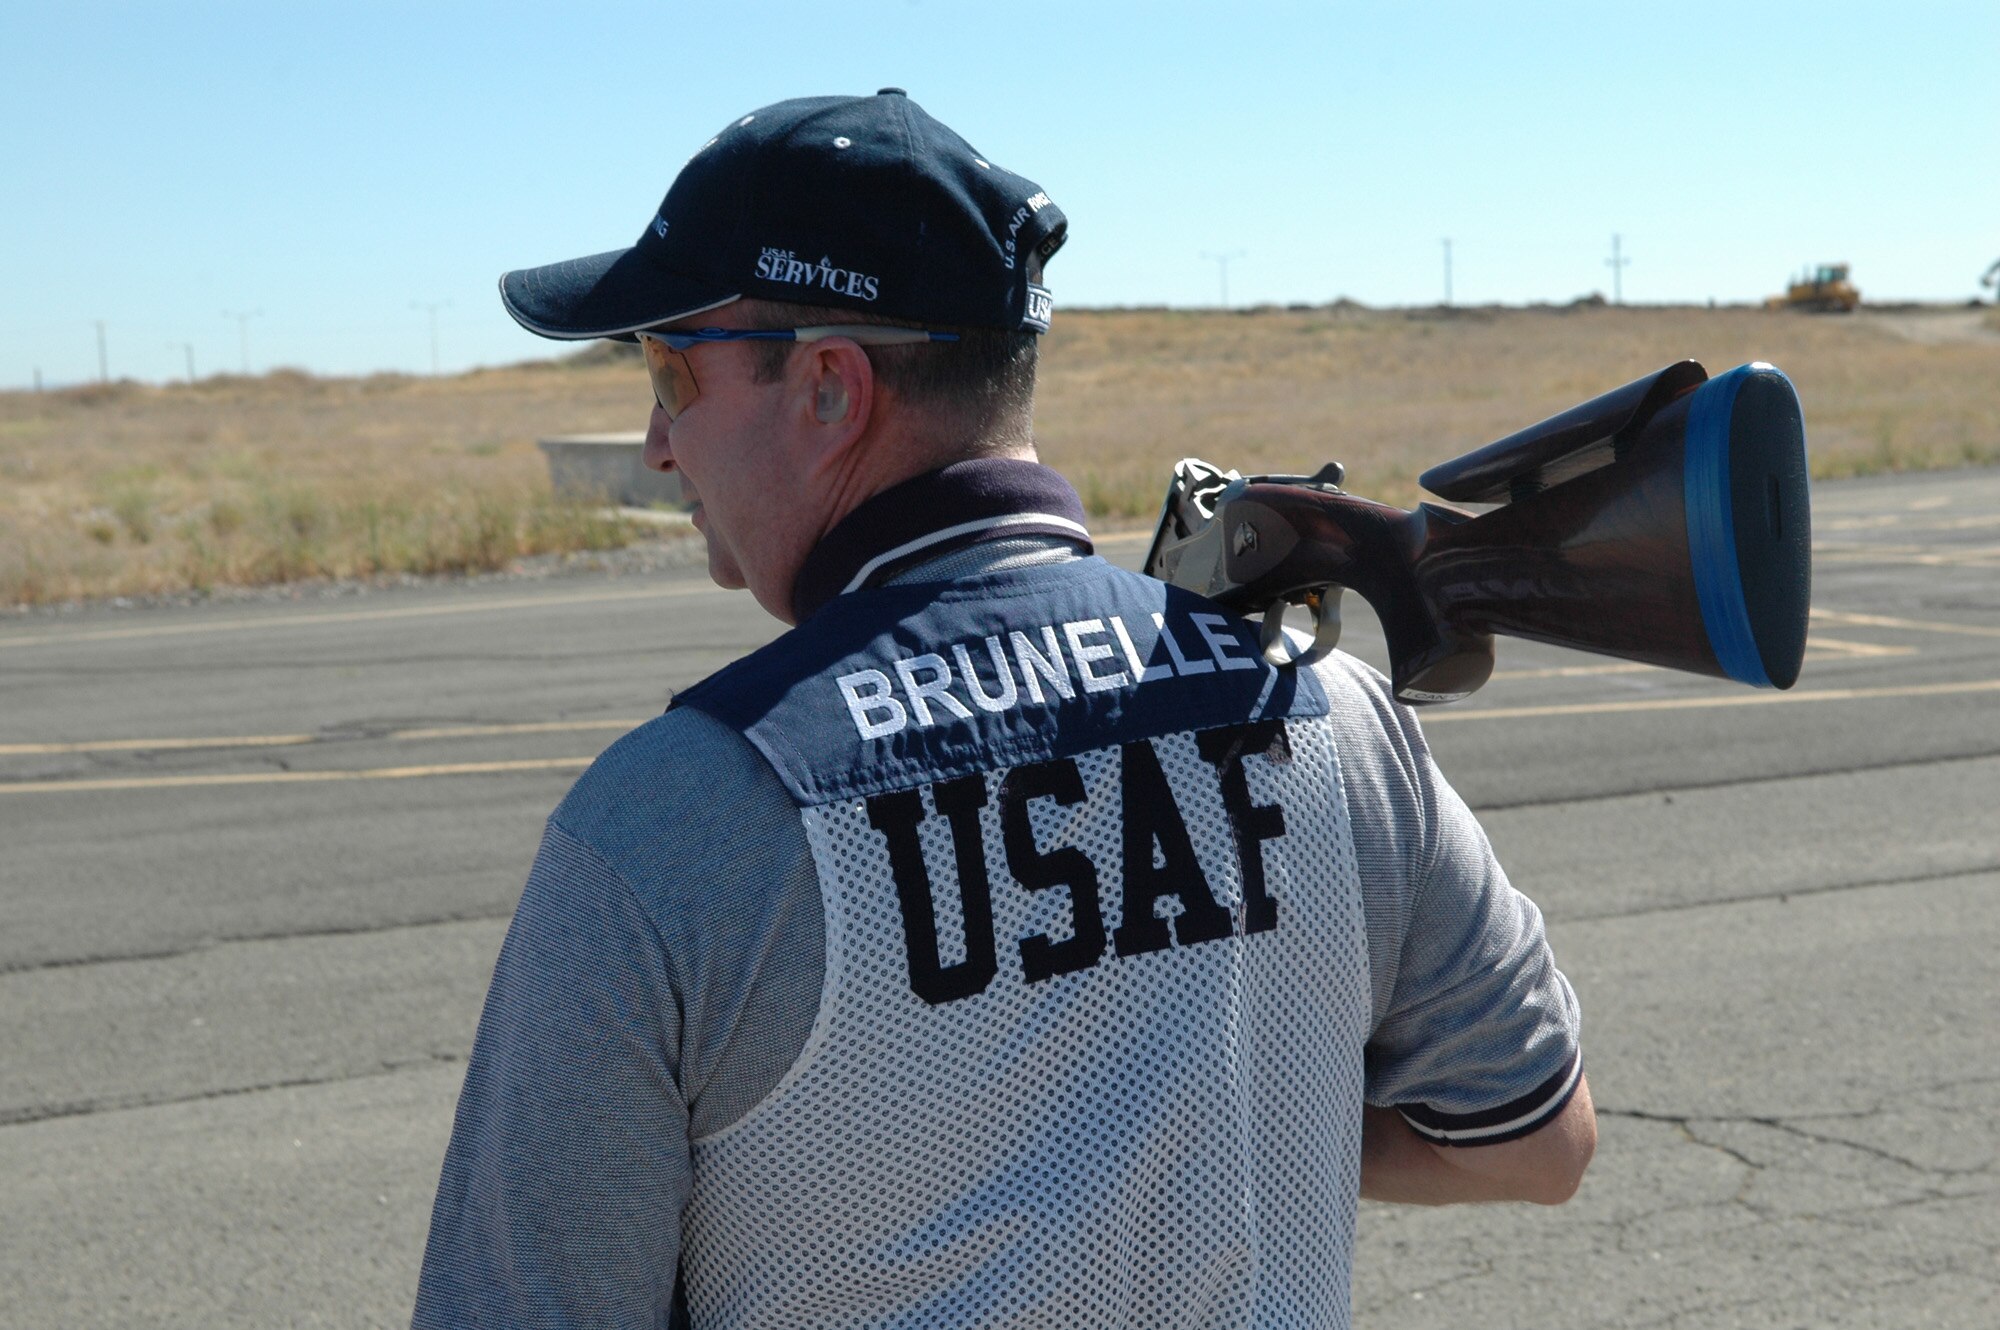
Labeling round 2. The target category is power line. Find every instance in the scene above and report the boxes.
[222,309,263,375]
[1200,250,1246,309]
[412,300,451,375]
[1605,234,1632,305]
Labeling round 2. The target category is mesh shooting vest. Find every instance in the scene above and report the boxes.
[673,555,1371,1330]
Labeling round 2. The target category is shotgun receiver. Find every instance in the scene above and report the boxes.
[1142,360,1813,706]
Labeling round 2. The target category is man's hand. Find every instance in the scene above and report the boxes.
[1360,1074,1596,1206]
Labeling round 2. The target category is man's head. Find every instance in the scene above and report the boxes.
[498,90,1066,620]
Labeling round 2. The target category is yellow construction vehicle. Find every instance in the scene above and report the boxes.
[1768,263,1860,312]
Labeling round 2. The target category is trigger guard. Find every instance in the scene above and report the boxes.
[1258,590,1343,668]
[1258,602,1298,665]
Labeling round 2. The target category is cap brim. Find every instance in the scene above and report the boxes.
[499,246,740,341]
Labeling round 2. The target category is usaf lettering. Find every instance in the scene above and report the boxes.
[866,721,1293,1005]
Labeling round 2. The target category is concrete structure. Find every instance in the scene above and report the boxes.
[537,433,683,508]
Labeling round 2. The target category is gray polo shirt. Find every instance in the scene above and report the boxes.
[414,537,1579,1328]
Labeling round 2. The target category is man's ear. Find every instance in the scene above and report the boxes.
[815,381,847,423]
[800,337,873,439]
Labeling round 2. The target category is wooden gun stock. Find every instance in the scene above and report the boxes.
[1206,485,1496,703]
[1146,361,1812,706]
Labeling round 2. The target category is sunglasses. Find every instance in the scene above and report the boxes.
[635,325,960,419]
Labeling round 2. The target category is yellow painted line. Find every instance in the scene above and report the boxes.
[1812,542,1945,555]
[385,719,645,742]
[0,718,648,758]
[1906,552,2000,569]
[0,582,723,650]
[0,733,317,756]
[1818,510,2000,531]
[1425,677,2000,723]
[0,757,592,795]
[1489,661,1657,681]
[1482,635,1903,680]
[1814,546,2000,569]
[1810,608,2000,640]
[1800,635,1918,658]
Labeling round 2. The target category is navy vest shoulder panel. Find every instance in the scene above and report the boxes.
[674,557,1329,805]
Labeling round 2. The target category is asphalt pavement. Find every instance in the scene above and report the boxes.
[3,468,1996,1328]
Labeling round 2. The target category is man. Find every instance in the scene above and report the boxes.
[415,90,1593,1329]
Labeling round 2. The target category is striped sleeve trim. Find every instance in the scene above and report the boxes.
[1396,1049,1583,1147]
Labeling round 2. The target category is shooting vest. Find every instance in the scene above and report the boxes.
[673,501,1372,1328]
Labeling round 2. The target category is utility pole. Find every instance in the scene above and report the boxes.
[1200,250,1246,309]
[33,367,43,393]
[412,300,451,375]
[1606,234,1631,305]
[1442,238,1453,306]
[222,309,263,375]
[94,320,109,382]
[170,343,196,383]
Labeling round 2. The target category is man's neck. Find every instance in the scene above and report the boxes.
[811,423,1037,553]
[787,455,1092,622]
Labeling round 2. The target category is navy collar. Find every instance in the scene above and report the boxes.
[790,457,1094,621]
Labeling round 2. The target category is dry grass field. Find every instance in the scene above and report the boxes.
[0,362,646,608]
[1036,302,2000,518]
[3,304,1996,608]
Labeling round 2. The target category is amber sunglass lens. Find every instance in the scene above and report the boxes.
[640,336,697,417]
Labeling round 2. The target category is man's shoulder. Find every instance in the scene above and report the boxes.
[553,705,792,873]
[1305,648,1402,718]
[1305,649,1432,772]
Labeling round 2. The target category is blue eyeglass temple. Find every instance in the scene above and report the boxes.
[641,326,959,350]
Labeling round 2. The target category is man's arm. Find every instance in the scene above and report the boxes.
[1313,654,1593,1209]
[1361,1073,1596,1205]
[412,821,691,1329]
[412,705,825,1329]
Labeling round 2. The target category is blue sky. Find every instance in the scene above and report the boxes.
[4,1,1994,387]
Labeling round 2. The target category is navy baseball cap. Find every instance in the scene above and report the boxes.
[500,89,1067,341]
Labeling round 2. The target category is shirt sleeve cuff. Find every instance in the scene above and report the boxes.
[1395,1048,1582,1147]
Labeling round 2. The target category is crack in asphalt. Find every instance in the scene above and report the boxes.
[1749,1116,1997,1180]
[1598,1088,2000,1182]
[1551,861,2000,924]
[1,714,657,776]
[1813,1185,2000,1228]
[0,1053,465,1129]
[0,908,514,977]
[1349,1073,2000,1313]
[1367,1197,2000,1321]
[1361,1187,2000,1324]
